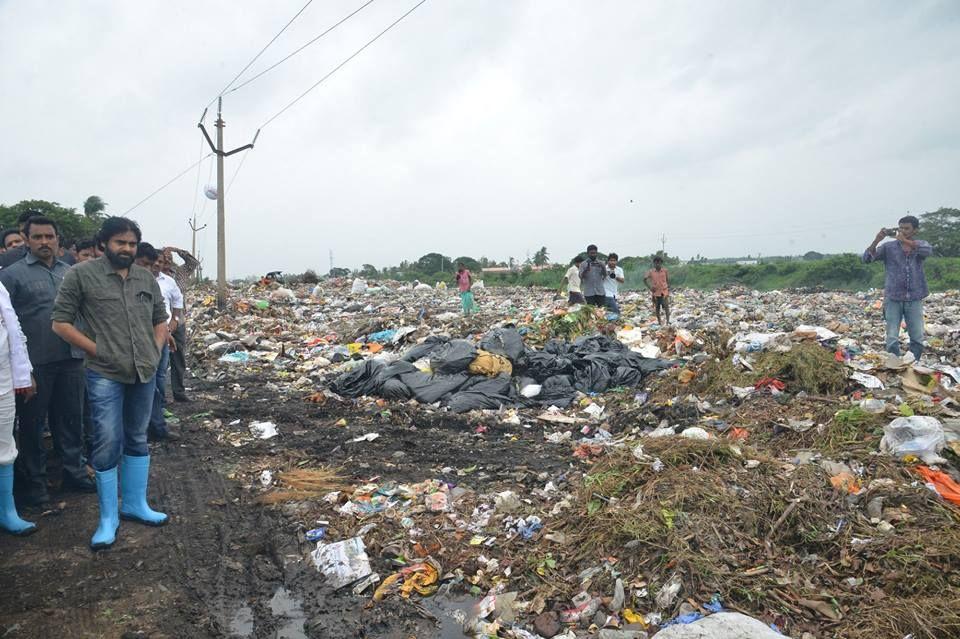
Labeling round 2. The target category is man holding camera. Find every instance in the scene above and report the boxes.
[578,245,608,307]
[604,252,625,315]
[863,215,932,360]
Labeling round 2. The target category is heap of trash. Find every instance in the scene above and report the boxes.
[185,279,960,639]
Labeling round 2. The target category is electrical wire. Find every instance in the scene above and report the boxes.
[226,150,251,194]
[196,154,218,224]
[227,0,377,96]
[188,134,206,222]
[207,0,315,107]
[259,0,428,129]
[119,153,214,217]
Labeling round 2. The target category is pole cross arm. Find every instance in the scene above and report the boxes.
[198,123,258,156]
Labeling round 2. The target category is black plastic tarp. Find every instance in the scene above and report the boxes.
[521,350,575,381]
[328,327,675,411]
[429,339,478,375]
[480,327,525,363]
[444,374,516,413]
[537,374,578,407]
[398,371,470,404]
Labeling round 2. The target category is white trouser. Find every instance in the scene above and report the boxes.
[0,390,16,465]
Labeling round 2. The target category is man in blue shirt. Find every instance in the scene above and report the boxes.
[862,215,933,360]
[0,217,92,506]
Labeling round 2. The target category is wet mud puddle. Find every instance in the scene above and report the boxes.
[229,587,307,639]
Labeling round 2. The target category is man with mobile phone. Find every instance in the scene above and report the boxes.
[863,215,933,360]
[578,245,607,307]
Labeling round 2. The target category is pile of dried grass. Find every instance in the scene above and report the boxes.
[544,437,960,636]
[256,467,347,504]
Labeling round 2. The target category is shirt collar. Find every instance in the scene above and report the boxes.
[24,251,64,269]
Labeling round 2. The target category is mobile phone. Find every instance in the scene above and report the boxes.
[884,228,897,237]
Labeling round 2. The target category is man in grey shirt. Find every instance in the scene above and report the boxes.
[578,244,607,307]
[0,216,92,506]
[52,217,170,550]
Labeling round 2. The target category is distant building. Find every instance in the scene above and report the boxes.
[735,259,759,266]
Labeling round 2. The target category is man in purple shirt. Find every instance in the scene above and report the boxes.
[862,215,932,359]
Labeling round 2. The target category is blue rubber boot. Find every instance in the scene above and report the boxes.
[91,467,119,550]
[119,455,167,526]
[0,463,36,536]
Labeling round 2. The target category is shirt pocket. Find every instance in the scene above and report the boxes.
[132,286,160,327]
[27,279,55,305]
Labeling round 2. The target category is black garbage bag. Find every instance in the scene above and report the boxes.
[610,365,643,387]
[445,374,516,413]
[380,378,413,400]
[571,335,625,357]
[457,374,515,397]
[623,354,676,375]
[521,350,575,381]
[480,327,525,363]
[446,392,514,413]
[574,359,611,394]
[330,360,385,397]
[543,339,573,356]
[400,336,449,363]
[429,339,478,375]
[371,361,418,399]
[373,360,419,383]
[538,374,577,407]
[399,371,470,404]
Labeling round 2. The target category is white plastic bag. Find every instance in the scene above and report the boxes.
[880,416,946,464]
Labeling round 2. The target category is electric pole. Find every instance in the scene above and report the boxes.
[198,98,259,309]
[660,233,667,254]
[188,219,207,263]
[188,218,207,286]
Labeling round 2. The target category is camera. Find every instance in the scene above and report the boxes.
[609,271,617,279]
[884,228,897,237]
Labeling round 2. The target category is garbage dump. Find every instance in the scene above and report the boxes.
[17,277,958,639]
[329,328,675,412]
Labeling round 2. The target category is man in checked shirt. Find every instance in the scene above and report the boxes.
[862,215,933,360]
[158,247,199,402]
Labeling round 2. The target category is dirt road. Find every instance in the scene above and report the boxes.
[0,379,569,639]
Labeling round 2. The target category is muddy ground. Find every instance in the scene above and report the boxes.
[0,377,574,639]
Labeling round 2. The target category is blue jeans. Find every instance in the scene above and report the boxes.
[605,296,620,315]
[85,369,155,471]
[149,345,170,437]
[884,299,924,359]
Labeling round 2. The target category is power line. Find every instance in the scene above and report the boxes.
[119,153,214,217]
[226,150,251,194]
[207,0,315,107]
[260,0,428,129]
[227,0,377,96]
[196,154,218,224]
[188,134,206,222]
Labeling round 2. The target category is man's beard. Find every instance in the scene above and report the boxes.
[105,246,134,268]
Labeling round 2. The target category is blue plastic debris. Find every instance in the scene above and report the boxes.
[661,612,704,627]
[704,594,724,613]
[367,329,398,343]
[305,527,326,542]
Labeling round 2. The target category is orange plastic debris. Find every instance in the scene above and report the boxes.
[915,466,960,506]
[830,472,861,494]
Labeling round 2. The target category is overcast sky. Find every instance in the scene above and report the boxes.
[2,0,958,276]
